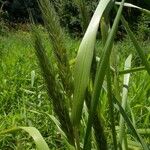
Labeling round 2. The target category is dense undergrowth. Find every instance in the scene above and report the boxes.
[0,29,149,149]
[0,30,79,149]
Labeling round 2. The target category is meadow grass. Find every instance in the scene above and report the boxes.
[1,1,150,149]
[0,28,150,149]
[0,30,79,149]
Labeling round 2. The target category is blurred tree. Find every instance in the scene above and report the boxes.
[0,0,40,22]
[0,0,149,36]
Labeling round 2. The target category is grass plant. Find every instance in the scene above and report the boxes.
[0,0,150,149]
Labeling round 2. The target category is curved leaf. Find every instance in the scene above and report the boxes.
[83,1,125,149]
[115,2,150,15]
[0,126,50,150]
[72,0,112,126]
[121,16,150,76]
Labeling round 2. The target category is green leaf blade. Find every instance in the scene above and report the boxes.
[121,17,150,76]
[83,0,125,149]
[115,2,150,15]
[119,54,132,148]
[113,98,149,150]
[20,127,50,150]
[72,0,112,126]
[0,127,50,150]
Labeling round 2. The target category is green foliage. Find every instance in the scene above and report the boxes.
[0,11,9,36]
[0,127,50,150]
[1,0,149,36]
[0,29,150,150]
[71,0,112,127]
[0,31,78,149]
[32,26,75,146]
[0,1,150,149]
[137,13,150,41]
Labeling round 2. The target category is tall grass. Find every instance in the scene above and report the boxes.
[31,0,150,149]
[1,0,150,149]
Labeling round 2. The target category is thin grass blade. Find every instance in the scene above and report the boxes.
[113,97,149,150]
[115,2,150,15]
[119,66,146,75]
[106,66,118,150]
[121,16,150,76]
[101,11,116,150]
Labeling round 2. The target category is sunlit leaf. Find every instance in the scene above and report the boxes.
[72,0,112,126]
[119,54,132,148]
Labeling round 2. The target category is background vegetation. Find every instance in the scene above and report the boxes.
[0,0,150,35]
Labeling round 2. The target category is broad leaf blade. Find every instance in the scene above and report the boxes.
[72,0,112,126]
